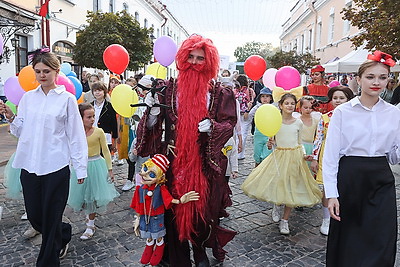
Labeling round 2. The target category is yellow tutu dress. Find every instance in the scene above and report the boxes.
[241,119,322,207]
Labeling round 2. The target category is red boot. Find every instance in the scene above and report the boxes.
[140,243,155,264]
[150,243,165,266]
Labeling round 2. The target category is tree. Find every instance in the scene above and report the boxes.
[267,50,320,74]
[234,41,277,62]
[342,0,400,59]
[73,10,153,71]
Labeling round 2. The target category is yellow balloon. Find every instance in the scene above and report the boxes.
[146,62,167,79]
[110,84,139,117]
[254,104,282,137]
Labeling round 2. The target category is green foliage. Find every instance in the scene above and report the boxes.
[267,50,320,74]
[342,0,400,59]
[73,10,153,71]
[234,41,278,62]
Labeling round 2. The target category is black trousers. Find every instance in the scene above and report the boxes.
[21,166,72,267]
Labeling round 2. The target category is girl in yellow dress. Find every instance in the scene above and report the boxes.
[241,93,321,235]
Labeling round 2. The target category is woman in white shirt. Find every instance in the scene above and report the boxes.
[0,48,87,266]
[323,51,400,267]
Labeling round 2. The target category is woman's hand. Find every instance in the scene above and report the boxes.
[328,198,341,221]
[267,138,275,150]
[311,160,319,173]
[108,170,114,182]
[0,100,14,120]
[77,178,85,184]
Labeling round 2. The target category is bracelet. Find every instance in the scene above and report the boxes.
[5,114,15,123]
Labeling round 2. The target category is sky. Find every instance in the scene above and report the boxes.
[160,0,296,61]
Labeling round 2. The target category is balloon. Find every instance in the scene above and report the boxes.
[145,62,167,79]
[329,80,341,88]
[67,71,77,77]
[0,35,4,55]
[153,36,178,67]
[18,65,40,91]
[254,104,282,137]
[60,63,72,75]
[103,44,129,75]
[68,76,83,99]
[275,66,301,90]
[77,93,84,104]
[244,55,267,81]
[56,75,75,95]
[5,100,17,114]
[262,68,278,90]
[110,84,139,117]
[4,76,25,105]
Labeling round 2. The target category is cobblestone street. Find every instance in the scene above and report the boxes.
[1,135,400,266]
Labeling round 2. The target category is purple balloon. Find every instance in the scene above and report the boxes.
[153,36,178,67]
[4,76,25,105]
[275,66,301,90]
[0,35,4,55]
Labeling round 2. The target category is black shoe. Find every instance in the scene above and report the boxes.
[59,243,69,259]
[195,257,210,267]
[295,207,304,212]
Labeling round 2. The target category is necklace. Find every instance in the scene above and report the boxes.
[143,186,155,226]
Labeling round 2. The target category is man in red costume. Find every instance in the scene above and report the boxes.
[135,34,237,267]
[305,65,333,113]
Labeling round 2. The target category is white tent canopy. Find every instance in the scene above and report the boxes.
[323,48,400,73]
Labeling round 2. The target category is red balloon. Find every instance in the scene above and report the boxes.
[244,55,267,81]
[103,44,129,75]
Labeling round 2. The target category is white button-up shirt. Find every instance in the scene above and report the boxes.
[10,85,88,179]
[323,97,400,198]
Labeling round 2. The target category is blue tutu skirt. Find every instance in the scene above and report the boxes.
[68,156,119,214]
[4,153,22,199]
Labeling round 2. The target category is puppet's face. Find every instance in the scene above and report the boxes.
[139,159,165,185]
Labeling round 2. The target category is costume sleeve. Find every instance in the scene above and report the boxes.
[248,103,260,121]
[130,186,141,213]
[98,128,112,170]
[322,109,342,198]
[312,118,324,160]
[235,100,242,135]
[135,109,164,157]
[65,96,88,179]
[387,120,400,164]
[160,185,174,210]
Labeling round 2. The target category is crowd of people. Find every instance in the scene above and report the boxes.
[0,35,400,267]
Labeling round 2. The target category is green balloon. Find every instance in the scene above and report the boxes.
[5,100,17,114]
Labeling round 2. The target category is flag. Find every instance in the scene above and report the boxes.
[38,0,51,19]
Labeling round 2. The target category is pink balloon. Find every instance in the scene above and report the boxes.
[4,76,25,105]
[262,68,278,90]
[329,80,341,88]
[153,36,177,67]
[56,74,75,95]
[275,66,301,90]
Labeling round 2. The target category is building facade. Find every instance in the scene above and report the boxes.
[280,0,359,66]
[0,0,188,81]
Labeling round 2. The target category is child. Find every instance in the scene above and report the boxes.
[241,93,322,235]
[310,86,354,235]
[248,87,274,167]
[298,96,320,168]
[68,103,119,240]
[131,154,199,266]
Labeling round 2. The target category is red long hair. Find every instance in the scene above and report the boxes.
[172,35,219,241]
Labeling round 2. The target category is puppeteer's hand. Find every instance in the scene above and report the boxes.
[180,191,200,204]
[134,215,140,236]
[144,93,160,115]
[198,119,212,133]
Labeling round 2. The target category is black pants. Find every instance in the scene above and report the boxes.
[126,158,136,181]
[21,166,72,267]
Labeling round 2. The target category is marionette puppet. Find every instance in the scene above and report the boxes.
[130,154,200,266]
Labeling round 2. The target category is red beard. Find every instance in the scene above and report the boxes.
[172,62,210,241]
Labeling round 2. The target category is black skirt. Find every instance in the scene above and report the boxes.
[326,156,397,267]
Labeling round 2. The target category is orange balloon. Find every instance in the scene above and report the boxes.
[18,65,40,91]
[77,92,84,104]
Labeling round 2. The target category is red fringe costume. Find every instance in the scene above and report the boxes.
[135,35,237,266]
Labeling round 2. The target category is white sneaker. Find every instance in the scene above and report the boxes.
[122,180,134,191]
[320,218,330,236]
[271,204,280,223]
[21,212,28,220]
[23,226,40,238]
[279,220,290,235]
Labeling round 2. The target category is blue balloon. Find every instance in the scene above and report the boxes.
[61,63,72,75]
[68,76,83,100]
[67,71,77,78]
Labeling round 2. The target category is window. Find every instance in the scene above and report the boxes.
[343,1,352,35]
[135,12,139,21]
[93,0,100,11]
[109,0,114,12]
[157,28,160,38]
[328,13,335,43]
[144,19,148,28]
[300,34,304,53]
[316,22,322,46]
[308,29,312,51]
[15,35,28,72]
[123,2,129,11]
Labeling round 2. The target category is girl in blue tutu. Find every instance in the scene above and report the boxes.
[68,103,119,240]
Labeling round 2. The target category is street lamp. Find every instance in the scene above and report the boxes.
[0,36,19,64]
